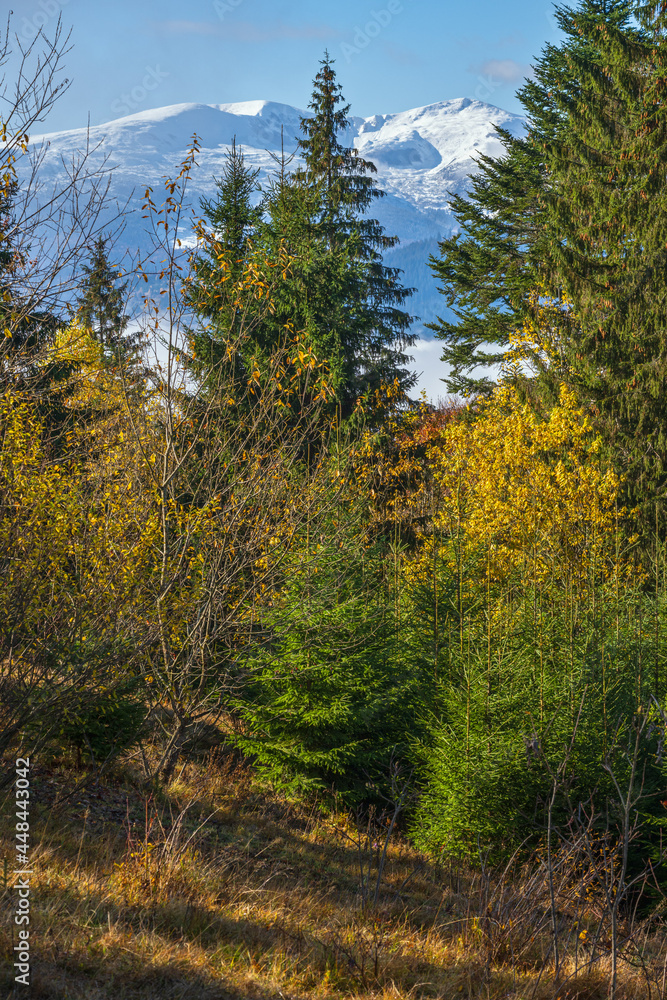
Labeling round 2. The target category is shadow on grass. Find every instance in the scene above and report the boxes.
[0,873,472,1000]
[1,956,254,1000]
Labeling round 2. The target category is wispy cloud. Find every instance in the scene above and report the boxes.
[497,34,526,48]
[382,41,421,68]
[473,58,532,84]
[155,19,340,42]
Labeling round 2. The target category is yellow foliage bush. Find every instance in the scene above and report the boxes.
[409,382,623,591]
[0,392,77,611]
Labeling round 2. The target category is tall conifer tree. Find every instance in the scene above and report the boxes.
[538,1,667,540]
[188,138,263,375]
[1,178,70,415]
[188,57,417,414]
[296,52,416,410]
[258,153,353,394]
[428,0,637,398]
[76,236,136,365]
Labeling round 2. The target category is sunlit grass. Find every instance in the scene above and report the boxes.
[0,749,663,999]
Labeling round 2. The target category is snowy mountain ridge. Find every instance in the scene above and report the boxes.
[22,97,525,397]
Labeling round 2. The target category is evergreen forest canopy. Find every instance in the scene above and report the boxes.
[4,12,667,991]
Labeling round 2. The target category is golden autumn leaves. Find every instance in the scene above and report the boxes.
[0,325,626,655]
[404,383,624,595]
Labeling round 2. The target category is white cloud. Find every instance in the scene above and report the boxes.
[409,337,453,404]
[476,58,532,84]
[408,337,501,403]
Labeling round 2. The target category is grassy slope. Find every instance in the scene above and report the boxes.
[0,751,661,1000]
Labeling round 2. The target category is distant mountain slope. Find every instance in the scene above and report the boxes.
[22,98,524,341]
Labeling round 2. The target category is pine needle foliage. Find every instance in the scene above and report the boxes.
[427,0,638,399]
[296,52,417,409]
[76,235,138,366]
[187,138,263,373]
[413,582,667,859]
[234,486,427,805]
[405,380,667,863]
[429,0,667,554]
[538,2,667,546]
[187,55,417,415]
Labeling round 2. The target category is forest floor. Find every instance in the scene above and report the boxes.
[0,748,664,999]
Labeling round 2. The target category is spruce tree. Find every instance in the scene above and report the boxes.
[0,178,71,417]
[200,137,262,270]
[296,52,416,410]
[188,137,263,371]
[76,236,135,364]
[428,0,637,398]
[536,1,667,544]
[188,59,417,415]
[186,139,324,446]
[426,126,550,397]
[428,1,667,549]
[258,149,360,397]
[234,500,426,804]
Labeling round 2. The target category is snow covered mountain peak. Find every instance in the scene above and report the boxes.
[30,95,521,168]
[23,96,524,350]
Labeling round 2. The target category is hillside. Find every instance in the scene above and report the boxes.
[0,750,654,1000]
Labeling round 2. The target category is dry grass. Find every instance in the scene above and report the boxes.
[0,749,666,1000]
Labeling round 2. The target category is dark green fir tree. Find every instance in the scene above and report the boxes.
[257,141,363,400]
[188,137,263,374]
[76,235,136,365]
[233,498,427,805]
[296,52,417,411]
[427,1,639,399]
[537,1,667,547]
[428,1,667,553]
[188,59,417,416]
[0,177,71,425]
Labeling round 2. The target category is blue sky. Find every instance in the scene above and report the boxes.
[7,0,564,133]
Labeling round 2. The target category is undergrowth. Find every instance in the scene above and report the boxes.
[1,747,666,999]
